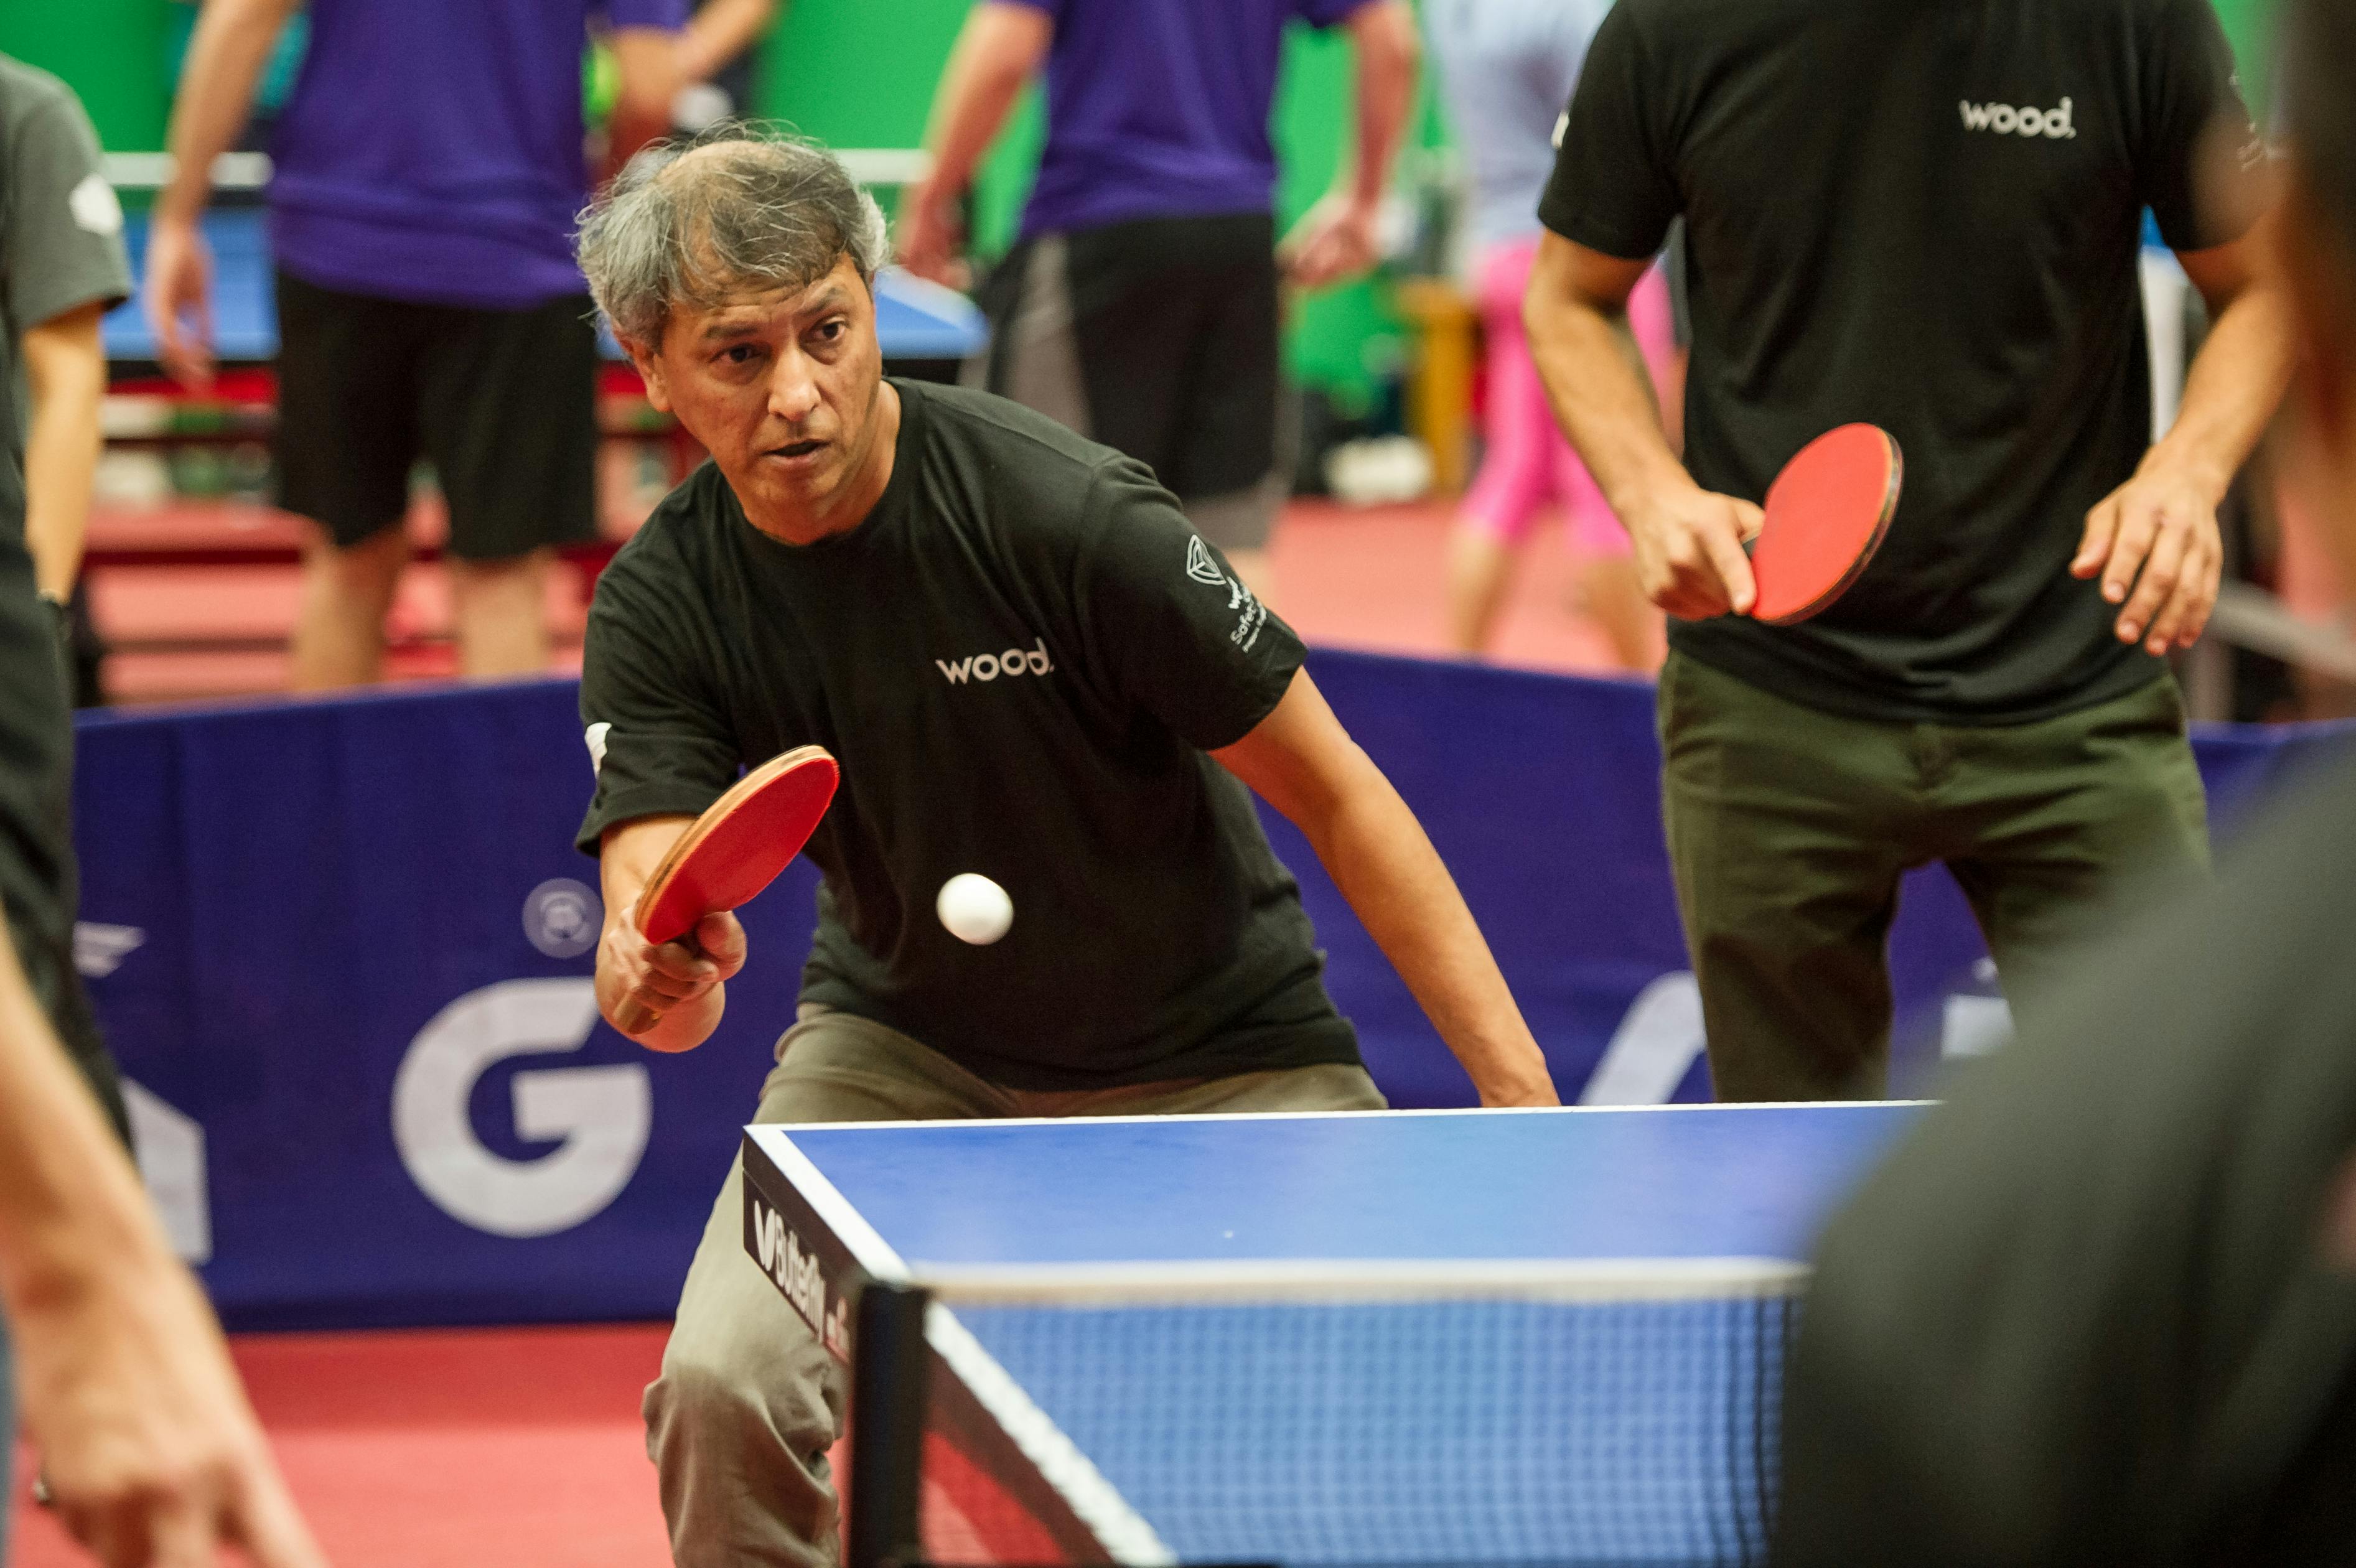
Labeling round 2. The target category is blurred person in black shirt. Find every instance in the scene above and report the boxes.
[1774,7,2356,1557]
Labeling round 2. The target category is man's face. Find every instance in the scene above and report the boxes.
[634,255,887,533]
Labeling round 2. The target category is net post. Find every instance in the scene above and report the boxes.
[847,1279,931,1568]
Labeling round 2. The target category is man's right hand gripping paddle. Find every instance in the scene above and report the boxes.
[610,746,839,1040]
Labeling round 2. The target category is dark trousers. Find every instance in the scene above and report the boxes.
[1658,651,2210,1100]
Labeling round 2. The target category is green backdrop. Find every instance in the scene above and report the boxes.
[1,0,2283,411]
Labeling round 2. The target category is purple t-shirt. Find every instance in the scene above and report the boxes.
[1005,0,1372,238]
[267,0,683,309]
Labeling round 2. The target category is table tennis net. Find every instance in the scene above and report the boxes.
[859,1261,1805,1568]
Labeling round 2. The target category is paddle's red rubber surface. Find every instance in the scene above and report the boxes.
[635,745,838,945]
[1749,424,1904,626]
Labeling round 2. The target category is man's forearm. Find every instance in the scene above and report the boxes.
[1526,279,1683,519]
[915,4,1048,208]
[676,0,775,85]
[609,28,681,169]
[0,926,163,1321]
[1344,2,1418,210]
[2143,280,2295,502]
[158,0,296,223]
[23,312,106,600]
[1306,771,1554,1104]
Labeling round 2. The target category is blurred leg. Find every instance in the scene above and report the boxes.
[1446,526,1522,653]
[290,523,407,689]
[1451,241,1551,655]
[273,273,421,690]
[419,293,596,682]
[1942,673,2210,1026]
[1658,652,1923,1099]
[449,550,552,679]
[1576,551,1664,672]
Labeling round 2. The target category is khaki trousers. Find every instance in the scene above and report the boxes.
[645,1007,1386,1566]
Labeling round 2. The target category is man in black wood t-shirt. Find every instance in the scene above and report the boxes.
[1775,4,2356,1552]
[1525,0,2294,1099]
[572,131,1559,1567]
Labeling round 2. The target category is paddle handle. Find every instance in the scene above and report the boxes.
[613,992,666,1035]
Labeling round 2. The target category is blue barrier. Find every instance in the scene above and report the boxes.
[70,651,2355,1330]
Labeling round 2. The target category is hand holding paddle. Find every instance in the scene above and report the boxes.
[609,745,839,1040]
[1622,483,1765,620]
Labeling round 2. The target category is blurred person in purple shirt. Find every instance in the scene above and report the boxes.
[898,0,1421,604]
[144,0,681,689]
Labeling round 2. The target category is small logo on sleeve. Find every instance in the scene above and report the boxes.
[1185,536,1266,651]
[68,173,123,235]
[1959,96,2077,139]
[1185,536,1230,587]
[584,722,612,775]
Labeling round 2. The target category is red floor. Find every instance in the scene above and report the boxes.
[80,495,1634,704]
[9,1325,676,1568]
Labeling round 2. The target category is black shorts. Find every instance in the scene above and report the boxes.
[976,212,1284,549]
[274,270,598,560]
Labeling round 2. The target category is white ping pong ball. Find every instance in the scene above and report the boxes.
[937,873,1014,946]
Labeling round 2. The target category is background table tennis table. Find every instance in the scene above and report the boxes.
[744,1103,1921,1567]
[102,207,990,375]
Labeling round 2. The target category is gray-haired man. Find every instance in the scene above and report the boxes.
[572,131,1557,1565]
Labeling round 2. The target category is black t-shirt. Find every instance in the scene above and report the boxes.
[1541,0,2268,724]
[1774,752,2356,1564]
[575,378,1360,1090]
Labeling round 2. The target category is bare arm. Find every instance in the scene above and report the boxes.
[147,0,302,390]
[1525,231,1760,618]
[1215,670,1558,1106]
[2072,227,2296,656]
[675,0,779,85]
[897,2,1052,286]
[0,914,324,1568]
[608,27,684,170]
[595,814,748,1052]
[21,302,106,601]
[1283,0,1419,289]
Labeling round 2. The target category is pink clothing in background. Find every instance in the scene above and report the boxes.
[1460,238,1675,551]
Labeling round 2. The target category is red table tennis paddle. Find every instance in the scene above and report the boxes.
[614,744,838,1035]
[1746,424,1904,625]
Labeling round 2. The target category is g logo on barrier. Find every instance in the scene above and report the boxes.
[393,979,650,1238]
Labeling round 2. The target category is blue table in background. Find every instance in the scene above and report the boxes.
[104,207,988,373]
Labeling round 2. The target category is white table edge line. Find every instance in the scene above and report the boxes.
[759,1100,1933,1135]
[748,1126,912,1282]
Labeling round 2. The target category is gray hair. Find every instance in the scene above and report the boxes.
[577,125,890,350]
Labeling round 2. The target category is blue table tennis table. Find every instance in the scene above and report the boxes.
[742,1103,1920,1568]
[103,207,989,371]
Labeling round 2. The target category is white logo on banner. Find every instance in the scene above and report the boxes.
[393,979,650,1238]
[523,879,602,959]
[125,1080,212,1262]
[1582,971,1706,1105]
[74,922,146,978]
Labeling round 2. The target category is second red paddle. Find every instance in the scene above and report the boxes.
[1747,423,1904,625]
[614,744,839,1036]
